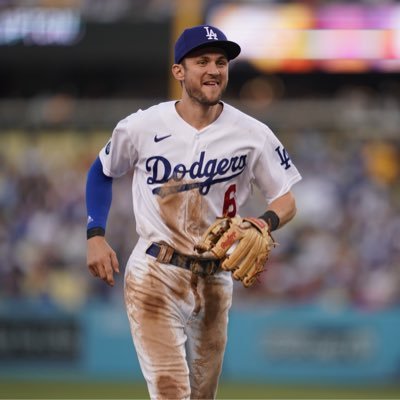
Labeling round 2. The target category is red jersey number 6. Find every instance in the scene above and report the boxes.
[222,184,237,217]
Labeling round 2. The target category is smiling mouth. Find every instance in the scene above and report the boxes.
[203,81,219,86]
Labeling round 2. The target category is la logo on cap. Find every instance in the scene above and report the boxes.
[204,26,218,40]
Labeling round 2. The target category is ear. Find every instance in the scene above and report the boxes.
[172,63,184,82]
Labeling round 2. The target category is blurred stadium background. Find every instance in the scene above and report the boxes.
[1,0,400,398]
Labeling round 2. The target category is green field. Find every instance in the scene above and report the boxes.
[1,381,400,399]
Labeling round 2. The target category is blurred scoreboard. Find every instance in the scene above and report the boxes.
[0,7,82,46]
[0,6,169,70]
[2,2,400,73]
[207,2,400,72]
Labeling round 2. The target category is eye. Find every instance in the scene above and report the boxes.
[217,59,228,67]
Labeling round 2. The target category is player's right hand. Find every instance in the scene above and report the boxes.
[86,236,120,286]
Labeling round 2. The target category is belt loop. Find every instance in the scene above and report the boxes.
[156,243,174,264]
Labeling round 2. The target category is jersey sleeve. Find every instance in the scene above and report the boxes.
[99,115,139,178]
[253,128,302,203]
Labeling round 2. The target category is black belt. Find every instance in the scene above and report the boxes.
[145,243,220,276]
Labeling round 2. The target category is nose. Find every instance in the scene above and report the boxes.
[207,62,220,75]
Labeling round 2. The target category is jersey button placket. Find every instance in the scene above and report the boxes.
[186,135,203,237]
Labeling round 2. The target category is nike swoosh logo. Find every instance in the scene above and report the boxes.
[154,134,172,143]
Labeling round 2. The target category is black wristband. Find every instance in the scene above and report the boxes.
[258,210,280,231]
[87,227,105,240]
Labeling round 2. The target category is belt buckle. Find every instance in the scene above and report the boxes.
[190,259,218,277]
[189,259,204,276]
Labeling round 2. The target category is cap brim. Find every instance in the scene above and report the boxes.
[178,40,241,63]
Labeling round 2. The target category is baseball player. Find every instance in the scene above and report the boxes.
[86,25,302,399]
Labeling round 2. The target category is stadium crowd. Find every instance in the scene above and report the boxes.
[0,119,399,312]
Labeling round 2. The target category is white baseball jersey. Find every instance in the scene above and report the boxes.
[99,100,302,256]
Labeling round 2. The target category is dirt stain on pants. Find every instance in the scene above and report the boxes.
[124,259,232,399]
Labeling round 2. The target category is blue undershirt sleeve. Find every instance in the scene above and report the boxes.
[86,156,113,235]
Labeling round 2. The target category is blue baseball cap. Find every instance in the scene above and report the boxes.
[174,24,241,64]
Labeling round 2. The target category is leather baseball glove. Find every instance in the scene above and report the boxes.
[195,216,276,287]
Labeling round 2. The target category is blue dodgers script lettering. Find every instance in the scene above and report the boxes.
[146,151,247,196]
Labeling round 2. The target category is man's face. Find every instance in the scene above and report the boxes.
[180,48,229,106]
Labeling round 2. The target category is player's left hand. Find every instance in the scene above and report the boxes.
[195,216,275,287]
[87,236,120,286]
